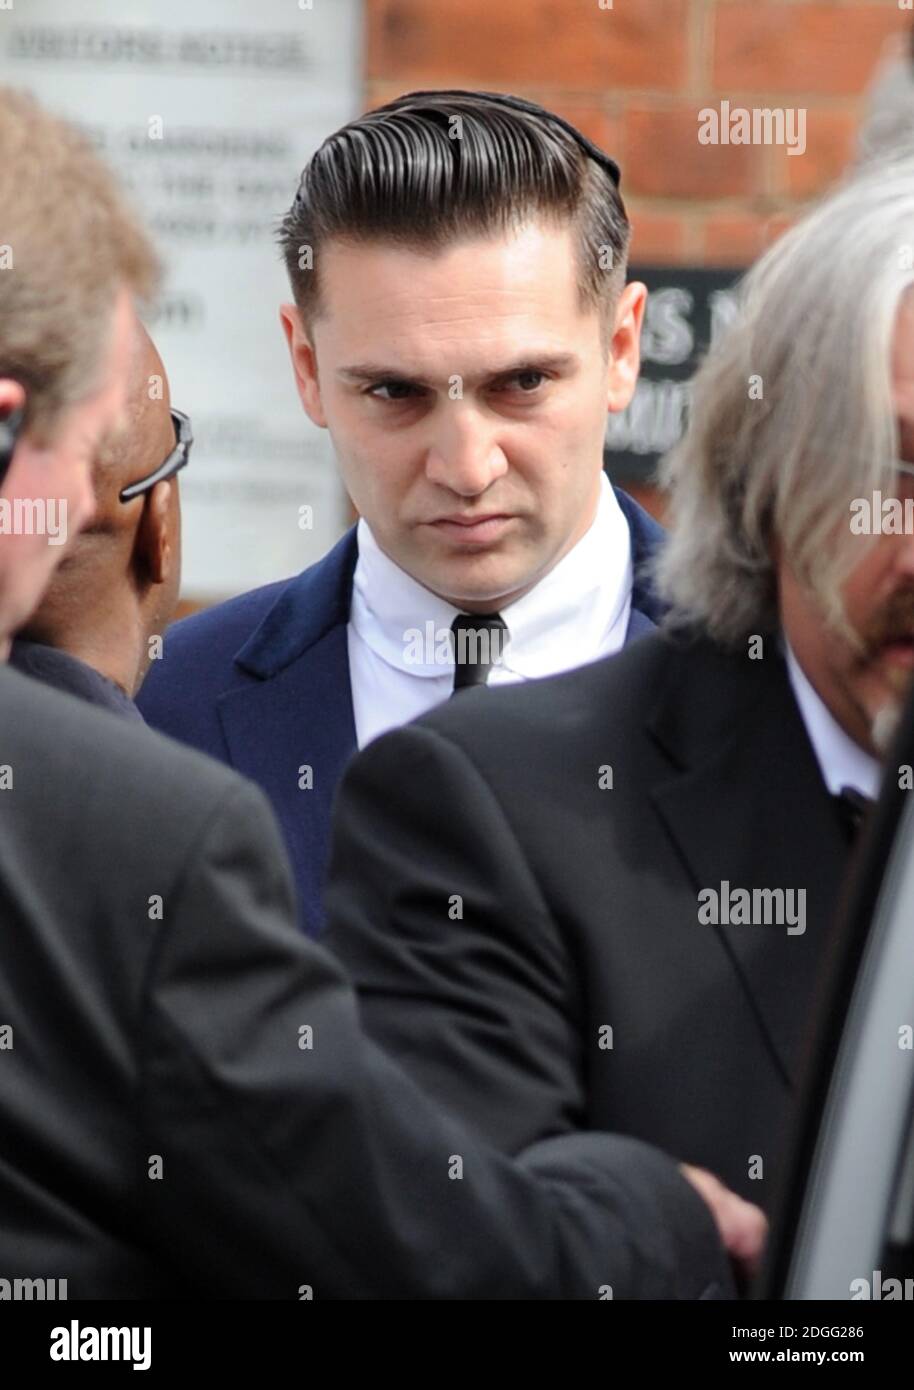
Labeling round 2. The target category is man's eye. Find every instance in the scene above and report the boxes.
[501,371,546,393]
[366,381,421,401]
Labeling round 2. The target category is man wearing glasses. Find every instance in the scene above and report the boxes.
[9,326,189,716]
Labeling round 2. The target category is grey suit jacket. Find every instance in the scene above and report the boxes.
[0,663,730,1299]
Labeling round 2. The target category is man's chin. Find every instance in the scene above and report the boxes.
[415,557,531,610]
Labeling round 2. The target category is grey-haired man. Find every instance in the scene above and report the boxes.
[324,154,914,1231]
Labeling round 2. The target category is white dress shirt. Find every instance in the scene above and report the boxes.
[784,640,881,799]
[347,472,633,748]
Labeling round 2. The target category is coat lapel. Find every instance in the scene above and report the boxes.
[646,635,849,1084]
[216,529,359,935]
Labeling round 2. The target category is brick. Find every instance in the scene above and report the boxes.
[366,0,689,90]
[547,103,622,159]
[623,106,764,198]
[702,210,796,266]
[626,205,689,265]
[782,108,856,197]
[713,3,908,97]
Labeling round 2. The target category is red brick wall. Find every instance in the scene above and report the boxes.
[365,0,910,268]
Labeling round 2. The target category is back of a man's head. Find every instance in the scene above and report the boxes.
[278,88,631,337]
[0,86,160,650]
[0,87,158,442]
[18,325,182,699]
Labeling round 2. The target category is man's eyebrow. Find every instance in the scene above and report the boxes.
[336,353,580,386]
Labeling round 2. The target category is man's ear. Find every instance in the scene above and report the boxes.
[134,479,174,586]
[279,303,327,428]
[606,281,647,414]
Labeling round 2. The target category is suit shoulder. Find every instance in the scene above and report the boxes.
[416,627,679,746]
[138,532,359,743]
[149,526,358,681]
[1,665,253,829]
[136,576,292,734]
[614,485,665,545]
[159,578,291,669]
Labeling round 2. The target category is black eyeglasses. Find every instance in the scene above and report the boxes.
[119,408,192,503]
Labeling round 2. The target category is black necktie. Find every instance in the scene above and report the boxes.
[450,613,508,695]
[834,786,875,842]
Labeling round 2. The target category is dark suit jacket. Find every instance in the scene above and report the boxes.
[323,630,852,1210]
[138,490,665,936]
[0,662,731,1299]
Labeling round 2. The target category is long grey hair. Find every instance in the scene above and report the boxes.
[654,152,914,645]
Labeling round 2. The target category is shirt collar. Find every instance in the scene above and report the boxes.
[349,473,632,679]
[783,638,881,799]
[8,639,142,720]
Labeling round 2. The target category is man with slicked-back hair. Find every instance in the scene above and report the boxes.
[0,84,746,1301]
[140,90,665,939]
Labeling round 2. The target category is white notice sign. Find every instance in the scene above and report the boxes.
[0,0,361,598]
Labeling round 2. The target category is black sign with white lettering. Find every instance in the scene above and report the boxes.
[604,265,742,485]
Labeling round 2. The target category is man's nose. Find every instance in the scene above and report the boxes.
[424,408,508,497]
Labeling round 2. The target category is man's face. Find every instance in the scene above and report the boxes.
[779,292,914,756]
[281,220,644,611]
[0,285,136,653]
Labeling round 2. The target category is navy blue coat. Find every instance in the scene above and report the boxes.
[138,488,666,935]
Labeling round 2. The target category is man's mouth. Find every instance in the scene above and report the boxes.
[427,514,515,544]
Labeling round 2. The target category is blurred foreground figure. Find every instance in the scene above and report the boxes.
[0,87,735,1299]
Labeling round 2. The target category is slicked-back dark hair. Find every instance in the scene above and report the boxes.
[277,89,630,338]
